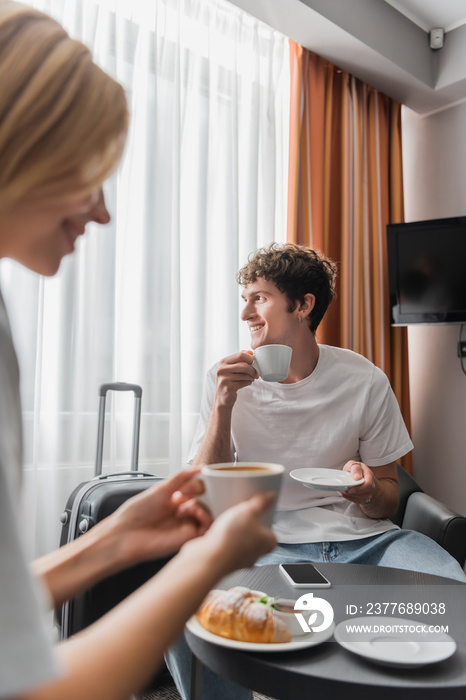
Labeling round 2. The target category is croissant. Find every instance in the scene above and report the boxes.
[196,587,291,643]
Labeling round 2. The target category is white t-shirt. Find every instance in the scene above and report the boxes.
[189,344,413,544]
[0,289,60,697]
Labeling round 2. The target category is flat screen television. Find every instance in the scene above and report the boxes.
[387,216,466,325]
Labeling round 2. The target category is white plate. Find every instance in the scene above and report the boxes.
[186,615,335,653]
[334,616,456,668]
[290,468,364,491]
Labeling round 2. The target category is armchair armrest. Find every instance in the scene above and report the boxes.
[402,491,466,568]
[391,464,422,527]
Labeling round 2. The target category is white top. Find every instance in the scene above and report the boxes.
[0,289,60,697]
[189,345,413,543]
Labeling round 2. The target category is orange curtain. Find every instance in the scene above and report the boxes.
[287,43,412,471]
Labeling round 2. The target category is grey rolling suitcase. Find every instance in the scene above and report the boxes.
[57,382,170,639]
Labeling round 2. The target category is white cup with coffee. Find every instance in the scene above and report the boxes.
[199,462,284,526]
[252,344,292,382]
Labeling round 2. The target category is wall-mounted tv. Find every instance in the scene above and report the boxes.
[387,216,466,325]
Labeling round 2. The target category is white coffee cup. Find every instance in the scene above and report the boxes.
[199,462,284,526]
[252,344,292,382]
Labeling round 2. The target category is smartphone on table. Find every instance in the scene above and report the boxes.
[279,563,331,588]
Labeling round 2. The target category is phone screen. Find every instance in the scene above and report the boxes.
[279,563,331,587]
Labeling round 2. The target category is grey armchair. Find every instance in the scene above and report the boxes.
[391,464,466,568]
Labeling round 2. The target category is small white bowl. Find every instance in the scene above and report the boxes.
[223,590,310,639]
[273,599,310,637]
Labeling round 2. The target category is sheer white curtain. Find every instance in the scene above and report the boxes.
[1,0,289,558]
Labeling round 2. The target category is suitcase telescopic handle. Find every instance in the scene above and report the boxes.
[95,382,142,476]
[99,382,142,398]
[95,471,155,480]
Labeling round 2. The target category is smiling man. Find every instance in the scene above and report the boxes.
[191,243,404,527]
[166,242,466,700]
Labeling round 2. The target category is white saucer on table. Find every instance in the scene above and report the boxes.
[334,616,456,668]
[186,616,334,653]
[290,468,364,491]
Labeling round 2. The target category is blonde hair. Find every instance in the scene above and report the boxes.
[0,0,129,211]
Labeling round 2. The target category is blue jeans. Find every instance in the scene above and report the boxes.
[165,529,466,700]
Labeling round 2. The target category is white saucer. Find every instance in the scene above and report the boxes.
[334,616,456,668]
[290,468,364,491]
[186,616,334,652]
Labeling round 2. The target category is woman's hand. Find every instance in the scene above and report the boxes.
[109,469,213,565]
[190,491,278,575]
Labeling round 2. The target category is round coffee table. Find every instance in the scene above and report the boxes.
[186,562,466,700]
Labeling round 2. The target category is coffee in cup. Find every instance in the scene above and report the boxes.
[199,462,284,526]
[252,344,292,382]
[213,466,272,472]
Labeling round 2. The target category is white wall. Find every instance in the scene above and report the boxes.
[402,102,466,515]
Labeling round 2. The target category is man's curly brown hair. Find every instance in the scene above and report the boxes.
[236,243,337,333]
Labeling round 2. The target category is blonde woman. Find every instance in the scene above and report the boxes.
[0,2,277,698]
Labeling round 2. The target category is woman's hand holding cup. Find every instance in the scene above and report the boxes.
[190,490,278,573]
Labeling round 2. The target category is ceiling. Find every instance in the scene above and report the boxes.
[383,0,466,33]
[227,0,466,115]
